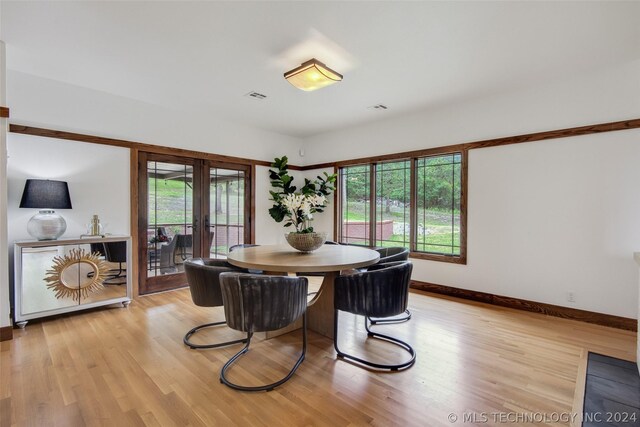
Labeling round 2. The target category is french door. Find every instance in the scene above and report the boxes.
[137,152,252,294]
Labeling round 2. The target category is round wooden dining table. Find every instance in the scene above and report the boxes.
[227,244,380,339]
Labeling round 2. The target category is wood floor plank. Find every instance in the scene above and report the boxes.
[2,286,636,426]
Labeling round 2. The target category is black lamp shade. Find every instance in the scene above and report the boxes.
[19,179,72,209]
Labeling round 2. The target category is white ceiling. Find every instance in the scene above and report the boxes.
[2,1,639,138]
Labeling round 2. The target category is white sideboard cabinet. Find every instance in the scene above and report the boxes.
[14,236,132,328]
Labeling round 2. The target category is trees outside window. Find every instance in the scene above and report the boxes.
[338,151,466,264]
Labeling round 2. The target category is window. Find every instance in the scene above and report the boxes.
[340,165,371,246]
[375,160,411,248]
[338,151,466,264]
[415,153,461,256]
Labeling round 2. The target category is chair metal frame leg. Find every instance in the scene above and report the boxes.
[219,314,307,392]
[367,309,412,325]
[183,321,248,350]
[334,310,416,371]
[103,262,126,285]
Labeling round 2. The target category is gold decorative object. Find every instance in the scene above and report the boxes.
[44,248,109,300]
[81,214,105,238]
[89,214,102,235]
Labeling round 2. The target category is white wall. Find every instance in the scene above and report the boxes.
[304,61,640,318]
[300,167,336,238]
[0,40,9,329]
[254,165,335,245]
[303,61,640,164]
[8,70,302,163]
[255,165,288,245]
[418,130,640,318]
[7,133,131,241]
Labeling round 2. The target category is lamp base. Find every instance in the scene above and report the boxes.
[27,210,67,240]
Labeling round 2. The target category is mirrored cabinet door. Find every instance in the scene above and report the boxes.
[81,242,128,304]
[15,237,132,327]
[21,245,78,315]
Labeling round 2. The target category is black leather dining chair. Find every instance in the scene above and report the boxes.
[103,241,127,283]
[375,246,410,263]
[367,247,412,325]
[218,272,308,392]
[334,260,416,371]
[229,244,262,274]
[89,242,127,284]
[183,258,249,350]
[228,243,260,252]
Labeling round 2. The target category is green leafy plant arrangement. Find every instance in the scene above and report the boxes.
[269,156,337,233]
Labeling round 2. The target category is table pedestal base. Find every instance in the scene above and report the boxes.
[306,271,337,339]
[256,271,337,340]
[257,318,303,340]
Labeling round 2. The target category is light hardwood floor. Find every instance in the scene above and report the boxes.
[1,284,636,427]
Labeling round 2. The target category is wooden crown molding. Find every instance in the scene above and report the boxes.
[9,124,274,167]
[9,117,640,171]
[304,117,640,169]
[411,280,637,331]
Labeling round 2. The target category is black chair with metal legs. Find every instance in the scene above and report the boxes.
[103,241,128,284]
[367,247,412,325]
[228,243,260,252]
[229,244,262,274]
[375,247,410,263]
[183,258,249,350]
[218,273,308,392]
[334,260,416,371]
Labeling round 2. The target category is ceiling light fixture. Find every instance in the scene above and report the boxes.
[284,58,343,92]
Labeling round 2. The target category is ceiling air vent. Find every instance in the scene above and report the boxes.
[368,104,388,110]
[245,91,267,100]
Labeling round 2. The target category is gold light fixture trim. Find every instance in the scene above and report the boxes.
[284,58,343,92]
[44,248,109,301]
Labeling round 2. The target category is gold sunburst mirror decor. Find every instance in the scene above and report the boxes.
[44,248,109,300]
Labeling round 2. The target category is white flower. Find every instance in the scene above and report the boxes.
[277,192,328,231]
[282,193,303,213]
[312,194,326,207]
[300,200,312,217]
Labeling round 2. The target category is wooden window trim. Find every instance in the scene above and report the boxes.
[338,149,467,264]
[412,151,466,262]
[409,252,467,264]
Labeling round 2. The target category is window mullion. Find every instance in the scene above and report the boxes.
[369,164,376,248]
[410,158,416,252]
